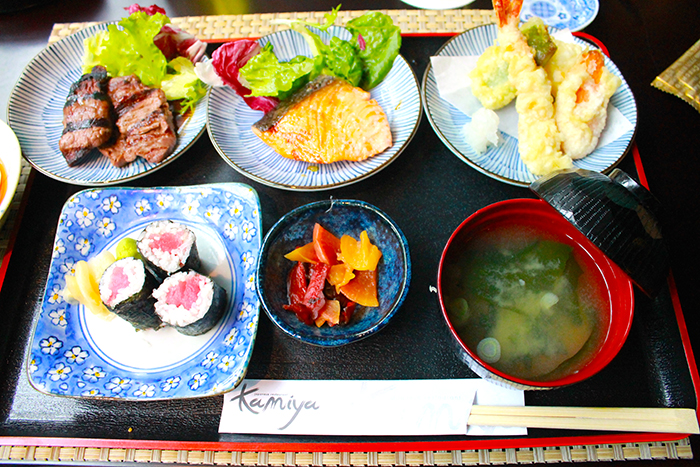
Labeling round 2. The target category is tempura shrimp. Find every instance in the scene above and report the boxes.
[493,0,572,176]
[554,50,621,159]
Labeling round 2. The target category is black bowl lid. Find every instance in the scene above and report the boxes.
[530,168,670,297]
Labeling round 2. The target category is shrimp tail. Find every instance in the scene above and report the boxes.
[576,50,605,103]
[493,0,524,28]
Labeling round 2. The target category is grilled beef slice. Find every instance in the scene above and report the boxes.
[59,66,114,166]
[99,75,177,167]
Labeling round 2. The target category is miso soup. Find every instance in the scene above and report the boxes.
[442,222,610,382]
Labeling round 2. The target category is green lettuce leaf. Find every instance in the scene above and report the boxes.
[238,7,399,100]
[161,57,208,113]
[239,43,323,101]
[83,11,170,88]
[345,11,401,90]
[321,37,361,86]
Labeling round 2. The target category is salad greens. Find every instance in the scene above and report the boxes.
[238,6,401,101]
[160,57,209,114]
[345,12,401,90]
[240,45,323,101]
[83,10,206,113]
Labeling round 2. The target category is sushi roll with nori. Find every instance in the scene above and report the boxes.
[99,257,162,330]
[137,220,201,279]
[152,270,227,336]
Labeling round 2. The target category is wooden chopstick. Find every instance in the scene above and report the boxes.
[469,406,700,434]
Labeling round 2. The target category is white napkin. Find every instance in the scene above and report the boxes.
[219,379,526,436]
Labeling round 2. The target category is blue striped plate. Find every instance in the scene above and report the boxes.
[422,24,637,187]
[207,26,422,191]
[7,23,208,187]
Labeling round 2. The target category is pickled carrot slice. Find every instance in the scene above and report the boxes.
[284,242,319,263]
[340,269,379,307]
[339,230,382,271]
[327,263,355,291]
[313,223,341,265]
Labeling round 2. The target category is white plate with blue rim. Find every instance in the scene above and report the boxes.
[521,0,599,32]
[6,23,208,187]
[28,183,261,400]
[207,26,422,191]
[422,23,637,187]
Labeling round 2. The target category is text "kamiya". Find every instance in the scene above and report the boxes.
[229,383,320,430]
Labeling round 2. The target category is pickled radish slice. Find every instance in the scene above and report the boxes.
[315,299,341,327]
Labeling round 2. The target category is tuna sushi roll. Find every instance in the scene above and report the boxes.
[137,220,201,279]
[152,270,227,336]
[99,257,162,330]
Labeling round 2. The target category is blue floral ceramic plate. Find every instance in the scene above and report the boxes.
[422,24,637,187]
[207,26,422,191]
[522,0,599,32]
[6,23,208,187]
[28,183,261,400]
[257,199,411,347]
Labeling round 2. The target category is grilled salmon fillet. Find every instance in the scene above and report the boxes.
[251,75,392,164]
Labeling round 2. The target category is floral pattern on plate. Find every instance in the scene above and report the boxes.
[207,26,422,191]
[7,23,208,187]
[521,0,599,32]
[29,183,261,400]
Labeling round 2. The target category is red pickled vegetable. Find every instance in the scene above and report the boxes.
[313,223,341,265]
[211,41,279,112]
[125,4,166,15]
[283,224,380,328]
[302,263,331,318]
[286,261,307,305]
[340,301,356,325]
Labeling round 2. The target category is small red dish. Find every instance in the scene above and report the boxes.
[437,198,634,390]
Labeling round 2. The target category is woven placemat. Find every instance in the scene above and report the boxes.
[0,438,694,464]
[0,9,694,464]
[47,9,497,44]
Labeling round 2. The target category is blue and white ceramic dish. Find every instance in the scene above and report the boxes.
[29,183,261,400]
[522,0,599,32]
[257,199,411,347]
[7,23,208,187]
[422,24,637,187]
[207,27,422,191]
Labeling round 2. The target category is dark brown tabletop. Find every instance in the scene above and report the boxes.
[1,0,700,465]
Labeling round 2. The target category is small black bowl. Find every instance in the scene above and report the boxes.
[256,199,411,347]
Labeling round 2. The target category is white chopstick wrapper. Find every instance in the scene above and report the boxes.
[219,379,526,436]
[431,30,634,148]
